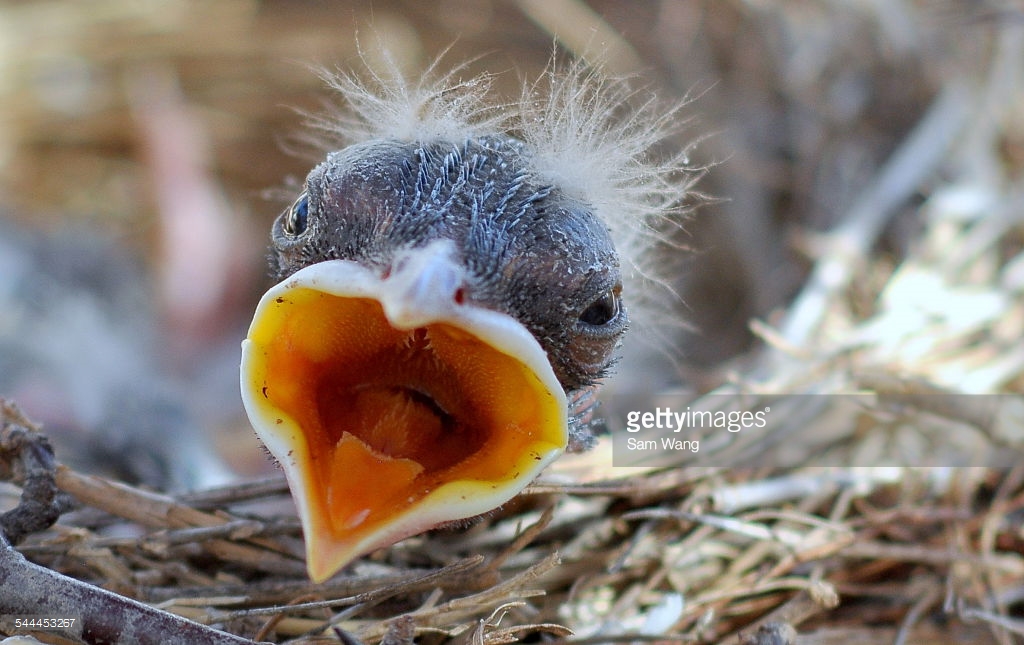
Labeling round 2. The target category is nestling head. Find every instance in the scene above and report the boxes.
[241,54,692,581]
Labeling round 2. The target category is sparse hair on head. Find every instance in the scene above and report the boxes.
[301,48,703,341]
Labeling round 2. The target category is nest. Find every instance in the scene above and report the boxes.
[2,1,1024,644]
[4,207,1024,643]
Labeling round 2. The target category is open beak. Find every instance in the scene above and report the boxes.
[240,241,567,581]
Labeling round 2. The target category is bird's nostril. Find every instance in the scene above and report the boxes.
[454,287,465,304]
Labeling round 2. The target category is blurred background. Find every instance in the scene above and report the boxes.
[0,0,1020,488]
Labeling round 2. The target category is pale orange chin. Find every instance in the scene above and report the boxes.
[242,283,566,581]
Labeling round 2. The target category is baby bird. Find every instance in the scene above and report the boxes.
[240,57,690,582]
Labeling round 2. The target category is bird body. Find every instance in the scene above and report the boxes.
[241,56,691,581]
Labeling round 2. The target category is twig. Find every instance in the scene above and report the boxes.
[213,556,485,621]
[0,532,262,645]
[0,402,268,643]
[484,503,556,573]
[839,541,1024,574]
[718,587,838,645]
[353,553,562,642]
[893,584,941,645]
[176,475,290,511]
[54,466,305,577]
[0,401,72,544]
[961,607,1024,637]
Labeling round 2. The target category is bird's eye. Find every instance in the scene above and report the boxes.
[579,289,620,326]
[284,192,309,236]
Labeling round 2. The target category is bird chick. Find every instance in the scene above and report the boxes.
[240,57,690,582]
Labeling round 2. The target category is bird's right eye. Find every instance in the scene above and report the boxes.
[578,286,621,327]
[284,192,309,236]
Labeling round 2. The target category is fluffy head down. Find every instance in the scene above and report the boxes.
[303,53,698,333]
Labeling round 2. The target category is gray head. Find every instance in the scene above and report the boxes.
[269,134,626,394]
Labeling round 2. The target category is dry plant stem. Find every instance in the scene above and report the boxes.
[352,553,561,643]
[10,518,294,557]
[719,589,835,645]
[859,371,1024,439]
[252,593,332,643]
[177,475,290,510]
[516,0,644,73]
[0,405,262,643]
[893,584,942,645]
[771,81,972,355]
[214,556,485,621]
[483,503,556,573]
[961,607,1024,638]
[141,557,485,606]
[54,466,305,577]
[0,534,261,645]
[840,540,1024,574]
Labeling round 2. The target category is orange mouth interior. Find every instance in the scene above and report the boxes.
[250,288,562,543]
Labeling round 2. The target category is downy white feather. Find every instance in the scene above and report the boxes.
[302,50,700,341]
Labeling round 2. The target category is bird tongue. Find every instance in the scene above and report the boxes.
[240,259,567,582]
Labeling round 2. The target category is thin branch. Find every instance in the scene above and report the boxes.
[0,533,263,645]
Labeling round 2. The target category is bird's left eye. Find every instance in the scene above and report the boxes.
[579,288,621,326]
[284,192,309,236]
